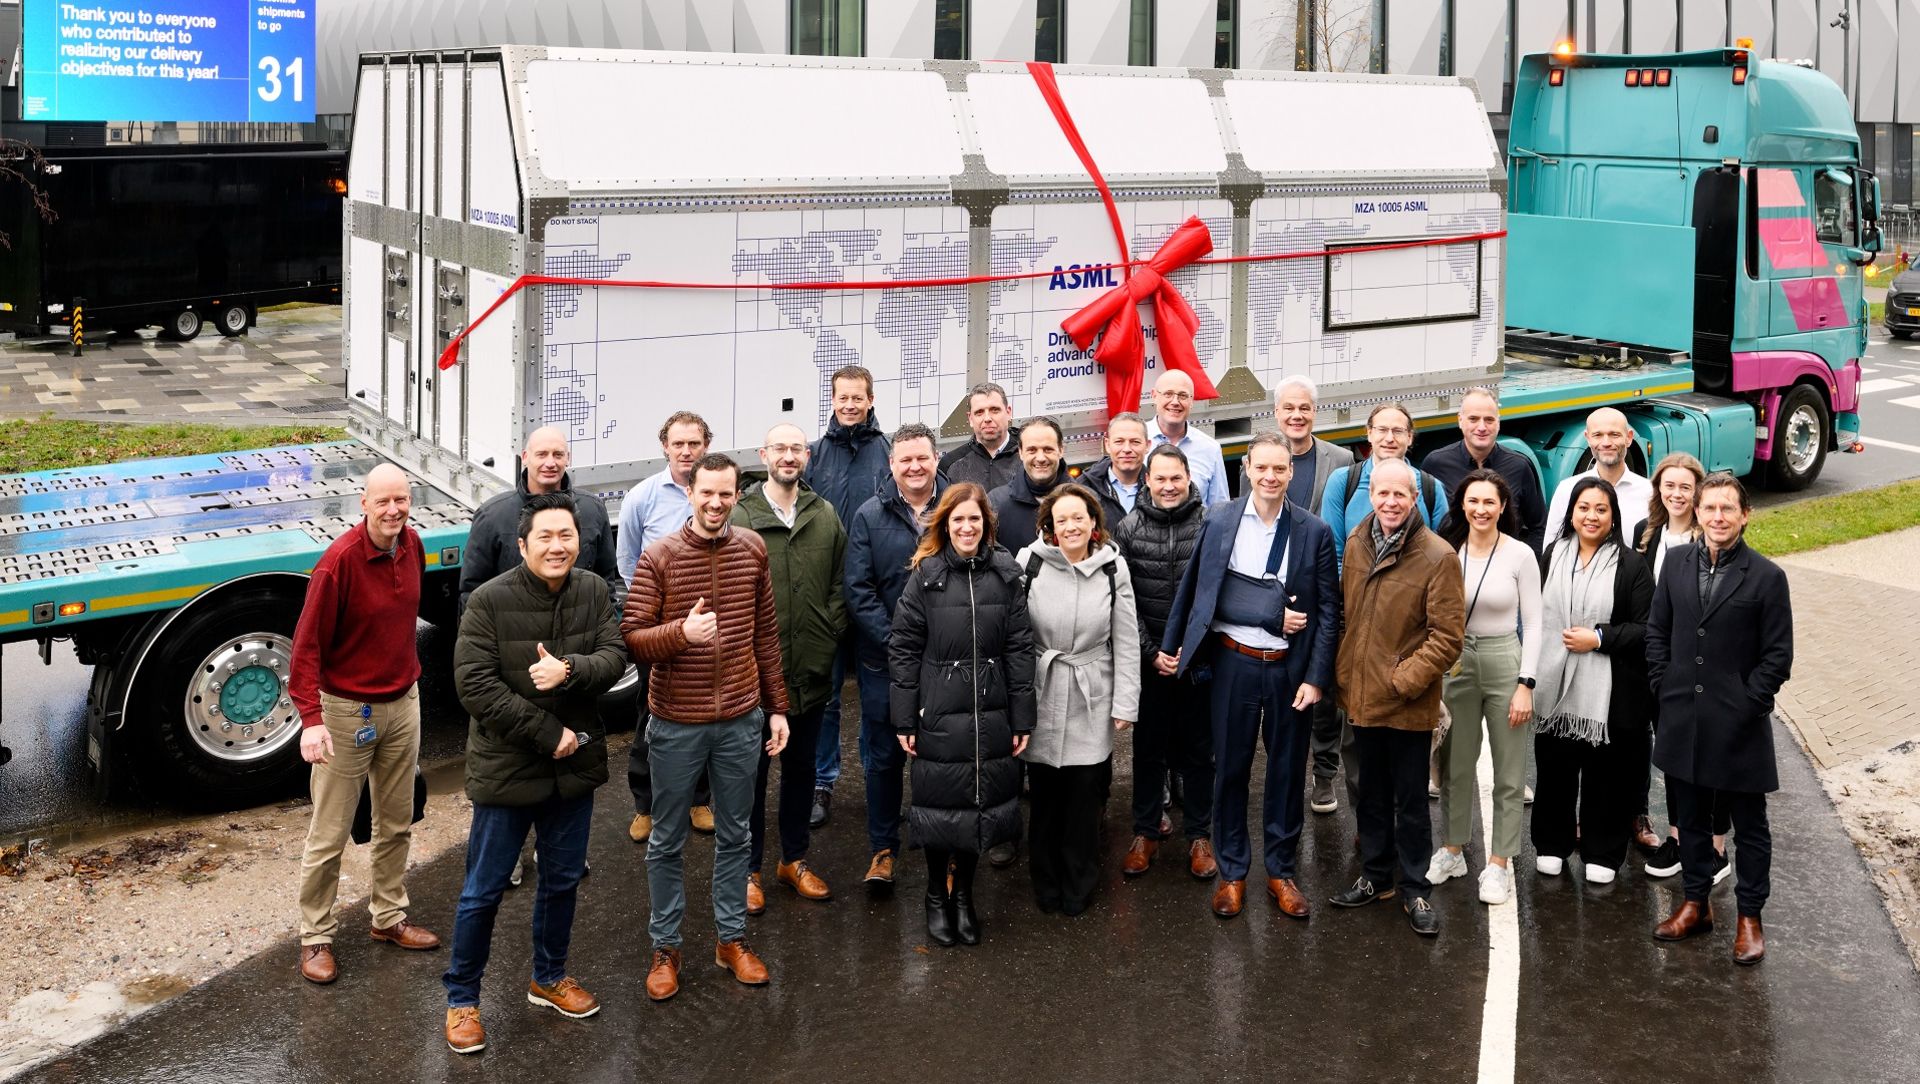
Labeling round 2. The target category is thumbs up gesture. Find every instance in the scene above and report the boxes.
[529,642,569,691]
[683,596,719,645]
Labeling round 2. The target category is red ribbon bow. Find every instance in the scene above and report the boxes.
[1059,216,1219,418]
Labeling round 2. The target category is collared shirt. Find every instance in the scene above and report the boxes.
[1150,417,1230,505]
[1212,501,1292,651]
[1546,467,1653,549]
[288,520,424,725]
[1113,477,1140,515]
[617,469,692,582]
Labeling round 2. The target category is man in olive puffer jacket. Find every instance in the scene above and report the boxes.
[444,492,629,1054]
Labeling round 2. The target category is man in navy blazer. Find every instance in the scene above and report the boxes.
[1159,433,1341,919]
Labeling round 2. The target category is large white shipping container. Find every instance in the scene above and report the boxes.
[343,46,1504,510]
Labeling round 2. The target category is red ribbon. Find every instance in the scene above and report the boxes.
[1025,61,1218,418]
[1058,215,1217,417]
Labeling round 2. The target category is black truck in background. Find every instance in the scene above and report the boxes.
[0,143,343,340]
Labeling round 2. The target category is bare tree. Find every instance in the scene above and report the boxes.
[0,140,57,251]
[1307,0,1373,72]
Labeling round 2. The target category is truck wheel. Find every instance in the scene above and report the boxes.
[216,303,250,337]
[1765,384,1829,491]
[159,308,204,341]
[131,587,306,808]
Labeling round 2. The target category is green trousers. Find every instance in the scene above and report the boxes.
[1437,633,1528,859]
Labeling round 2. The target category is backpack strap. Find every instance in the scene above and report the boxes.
[1341,462,1361,508]
[1022,551,1043,596]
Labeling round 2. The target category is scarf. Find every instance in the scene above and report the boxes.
[1533,539,1619,746]
[1370,516,1409,562]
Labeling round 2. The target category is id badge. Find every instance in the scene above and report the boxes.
[354,704,376,747]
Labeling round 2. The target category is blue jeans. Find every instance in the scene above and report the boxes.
[815,643,853,791]
[856,658,905,855]
[647,709,763,949]
[442,790,593,1007]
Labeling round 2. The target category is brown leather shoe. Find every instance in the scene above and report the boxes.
[745,872,766,916]
[715,940,770,985]
[690,805,716,834]
[864,849,895,886]
[645,948,682,1002]
[1733,915,1766,965]
[298,944,337,985]
[1211,879,1245,918]
[1633,814,1661,853]
[628,813,653,843]
[1267,877,1311,919]
[776,859,832,900]
[1122,835,1156,877]
[527,976,600,1018]
[370,919,441,951]
[1653,899,1715,941]
[1188,839,1218,880]
[445,1006,485,1054]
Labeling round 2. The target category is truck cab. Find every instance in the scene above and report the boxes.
[1505,45,1878,489]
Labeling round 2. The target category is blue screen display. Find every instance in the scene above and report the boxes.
[23,1,316,122]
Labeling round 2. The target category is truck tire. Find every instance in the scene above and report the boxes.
[216,303,250,337]
[131,586,307,808]
[159,308,204,341]
[1765,383,1829,491]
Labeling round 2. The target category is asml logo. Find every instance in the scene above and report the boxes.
[1047,264,1120,290]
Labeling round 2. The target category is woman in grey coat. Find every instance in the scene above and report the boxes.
[1016,483,1140,916]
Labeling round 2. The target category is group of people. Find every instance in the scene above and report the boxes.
[282,364,1793,1056]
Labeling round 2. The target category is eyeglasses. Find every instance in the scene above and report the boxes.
[763,444,808,456]
[1158,391,1193,402]
[1369,426,1411,438]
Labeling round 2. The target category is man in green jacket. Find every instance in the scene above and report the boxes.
[442,492,629,1055]
[731,422,849,915]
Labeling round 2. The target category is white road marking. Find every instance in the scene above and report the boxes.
[1475,735,1518,1084]
[1859,378,1911,394]
[1859,366,1878,374]
[1861,435,1920,455]
[1888,394,1920,409]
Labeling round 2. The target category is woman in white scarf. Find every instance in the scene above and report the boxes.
[1530,477,1655,885]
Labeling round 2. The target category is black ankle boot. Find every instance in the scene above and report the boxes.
[952,890,981,945]
[925,892,957,947]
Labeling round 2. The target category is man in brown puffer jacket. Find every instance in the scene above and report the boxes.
[1331,459,1465,938]
[622,453,790,1003]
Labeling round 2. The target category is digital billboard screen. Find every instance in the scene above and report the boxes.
[22,1,316,123]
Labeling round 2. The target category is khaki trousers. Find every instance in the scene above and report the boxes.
[1437,634,1528,859]
[298,685,421,945]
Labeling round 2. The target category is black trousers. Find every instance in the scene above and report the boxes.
[1351,725,1432,900]
[1209,649,1311,882]
[1028,758,1112,914]
[1131,669,1214,840]
[1532,720,1650,872]
[627,670,711,813]
[1669,777,1771,917]
[923,847,979,899]
[749,704,824,873]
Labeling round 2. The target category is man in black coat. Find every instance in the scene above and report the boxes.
[1112,443,1214,880]
[1647,473,1792,965]
[1078,411,1151,529]
[988,416,1067,555]
[938,382,1023,491]
[458,426,623,618]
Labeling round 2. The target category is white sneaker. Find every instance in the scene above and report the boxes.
[1584,863,1617,885]
[1478,863,1511,905]
[1426,849,1469,884]
[1523,785,1535,805]
[1536,855,1565,876]
[1428,779,1441,798]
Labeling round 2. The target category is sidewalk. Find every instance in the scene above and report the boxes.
[1774,525,1920,969]
[0,307,345,426]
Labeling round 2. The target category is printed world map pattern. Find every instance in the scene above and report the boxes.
[539,208,971,460]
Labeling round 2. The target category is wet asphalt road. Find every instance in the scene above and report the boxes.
[15,718,1920,1082]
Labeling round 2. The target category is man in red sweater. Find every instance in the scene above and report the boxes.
[290,463,441,985]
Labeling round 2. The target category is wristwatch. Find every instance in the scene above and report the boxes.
[1517,676,1537,689]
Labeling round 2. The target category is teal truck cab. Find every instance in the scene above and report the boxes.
[1504,43,1879,490]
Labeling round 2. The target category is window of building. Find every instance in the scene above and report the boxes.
[1215,0,1236,68]
[935,0,969,60]
[1814,168,1858,247]
[1037,0,1066,63]
[1129,0,1155,65]
[789,0,864,57]
[1896,123,1915,208]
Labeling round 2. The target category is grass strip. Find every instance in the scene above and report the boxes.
[1749,477,1920,557]
[0,416,347,474]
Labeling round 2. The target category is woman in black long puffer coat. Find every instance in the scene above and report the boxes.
[890,482,1037,948]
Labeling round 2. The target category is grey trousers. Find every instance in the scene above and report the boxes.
[646,709,763,949]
